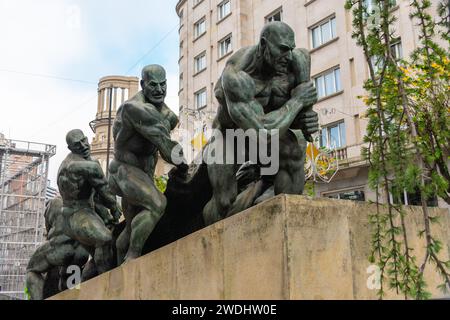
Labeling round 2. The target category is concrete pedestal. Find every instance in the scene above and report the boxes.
[50,195,450,300]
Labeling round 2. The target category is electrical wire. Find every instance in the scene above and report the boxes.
[29,22,180,137]
[0,68,97,85]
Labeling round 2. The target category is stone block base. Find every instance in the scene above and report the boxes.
[50,195,450,300]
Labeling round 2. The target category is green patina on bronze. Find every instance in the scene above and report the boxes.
[25,197,90,300]
[26,129,121,300]
[108,65,187,264]
[27,23,319,293]
[202,21,319,225]
[142,22,319,252]
[58,130,120,273]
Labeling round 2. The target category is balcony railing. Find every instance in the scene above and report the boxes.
[330,147,348,162]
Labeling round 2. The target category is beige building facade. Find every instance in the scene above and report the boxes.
[176,0,448,208]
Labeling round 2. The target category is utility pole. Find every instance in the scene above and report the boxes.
[105,85,113,179]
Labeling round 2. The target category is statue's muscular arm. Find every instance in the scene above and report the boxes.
[122,102,184,166]
[222,48,317,136]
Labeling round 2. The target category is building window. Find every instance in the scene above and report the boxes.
[311,16,337,49]
[314,67,342,99]
[370,39,403,73]
[179,73,183,90]
[194,52,207,73]
[390,39,403,60]
[195,88,207,110]
[326,190,366,202]
[370,55,382,73]
[218,34,232,58]
[364,0,397,16]
[218,0,231,21]
[391,187,438,207]
[194,17,206,39]
[179,41,184,58]
[265,7,283,23]
[179,9,184,25]
[320,121,346,149]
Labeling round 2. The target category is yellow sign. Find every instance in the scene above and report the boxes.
[190,133,208,150]
[306,143,320,160]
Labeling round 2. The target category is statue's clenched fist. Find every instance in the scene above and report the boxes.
[297,109,319,137]
[291,81,318,108]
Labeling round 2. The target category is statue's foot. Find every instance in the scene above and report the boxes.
[123,251,140,264]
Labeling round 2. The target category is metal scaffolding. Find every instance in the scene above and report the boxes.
[0,137,56,300]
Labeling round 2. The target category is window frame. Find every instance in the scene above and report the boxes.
[370,39,403,73]
[324,188,366,202]
[218,33,233,59]
[194,17,207,39]
[320,120,346,149]
[265,7,283,23]
[218,0,232,22]
[194,51,207,74]
[193,0,204,8]
[195,88,207,110]
[310,15,337,49]
[179,73,184,91]
[313,66,342,99]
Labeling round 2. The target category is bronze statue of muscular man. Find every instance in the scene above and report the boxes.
[203,21,319,225]
[109,65,187,264]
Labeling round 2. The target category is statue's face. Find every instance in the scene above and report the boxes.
[262,31,296,74]
[67,131,91,159]
[141,67,167,106]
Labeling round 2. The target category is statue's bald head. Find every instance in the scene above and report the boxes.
[141,64,167,106]
[258,22,296,74]
[66,129,85,147]
[141,64,166,81]
[66,129,91,159]
[260,21,295,44]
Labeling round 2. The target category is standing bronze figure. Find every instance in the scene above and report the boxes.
[109,65,187,264]
[203,21,319,225]
[57,129,121,275]
[25,197,90,300]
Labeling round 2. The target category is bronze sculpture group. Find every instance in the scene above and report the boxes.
[26,22,319,300]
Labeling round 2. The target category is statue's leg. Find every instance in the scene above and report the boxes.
[203,134,239,225]
[26,246,51,300]
[126,206,164,262]
[113,163,167,263]
[57,266,67,292]
[67,243,91,282]
[72,243,90,267]
[26,241,72,300]
[116,227,131,265]
[81,259,98,281]
[69,208,113,274]
[116,199,133,265]
[274,130,307,195]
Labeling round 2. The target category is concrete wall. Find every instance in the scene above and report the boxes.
[50,195,450,300]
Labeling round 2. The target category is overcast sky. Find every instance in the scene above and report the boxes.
[0,0,180,187]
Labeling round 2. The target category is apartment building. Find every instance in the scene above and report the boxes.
[176,0,448,208]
